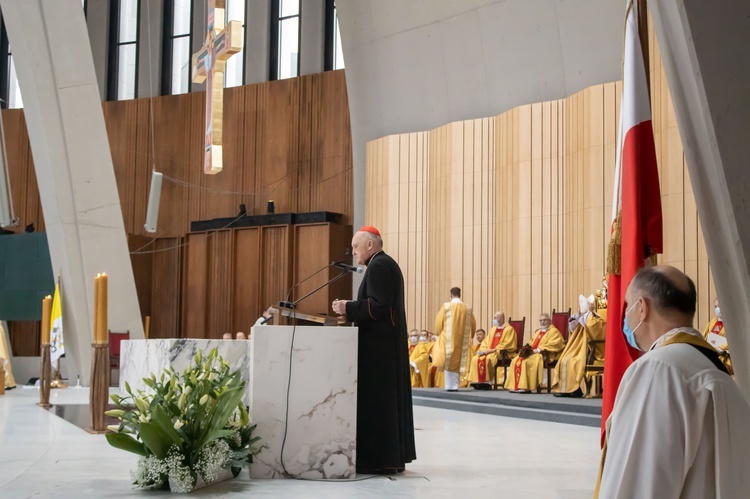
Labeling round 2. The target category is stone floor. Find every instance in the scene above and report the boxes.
[0,386,601,498]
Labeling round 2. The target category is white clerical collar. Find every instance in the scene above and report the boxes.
[649,327,703,351]
[451,297,462,303]
[499,323,506,329]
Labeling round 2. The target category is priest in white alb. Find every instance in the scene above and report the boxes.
[596,266,750,498]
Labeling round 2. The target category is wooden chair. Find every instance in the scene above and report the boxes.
[584,339,606,398]
[109,330,130,385]
[538,308,571,393]
[493,317,525,390]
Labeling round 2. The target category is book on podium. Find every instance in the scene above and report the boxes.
[271,306,346,327]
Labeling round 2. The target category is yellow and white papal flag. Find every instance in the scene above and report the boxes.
[50,283,65,363]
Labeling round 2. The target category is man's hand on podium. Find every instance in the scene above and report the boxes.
[332,299,350,316]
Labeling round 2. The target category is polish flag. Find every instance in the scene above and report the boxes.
[601,0,663,445]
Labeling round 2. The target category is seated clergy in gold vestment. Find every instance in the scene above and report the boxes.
[505,313,564,393]
[551,295,605,397]
[460,328,485,387]
[408,329,430,387]
[703,298,732,374]
[424,330,443,388]
[467,312,517,385]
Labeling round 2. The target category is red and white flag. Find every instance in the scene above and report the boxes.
[601,0,663,445]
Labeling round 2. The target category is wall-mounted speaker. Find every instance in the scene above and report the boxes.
[144,171,163,233]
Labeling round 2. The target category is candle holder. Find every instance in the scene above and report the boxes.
[87,343,110,434]
[38,344,52,408]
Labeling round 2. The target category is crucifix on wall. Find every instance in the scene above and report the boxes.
[192,0,243,175]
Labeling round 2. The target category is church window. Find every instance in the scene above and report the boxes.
[108,0,140,100]
[270,0,300,80]
[224,0,246,88]
[324,0,344,71]
[163,0,193,95]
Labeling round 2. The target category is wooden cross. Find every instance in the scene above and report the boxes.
[192,0,243,175]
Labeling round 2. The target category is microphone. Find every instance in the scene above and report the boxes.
[332,262,364,273]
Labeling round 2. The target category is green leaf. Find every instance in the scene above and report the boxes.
[150,404,183,449]
[139,422,172,459]
[106,432,147,456]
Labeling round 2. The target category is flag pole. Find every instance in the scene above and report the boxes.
[50,273,67,389]
[638,0,650,98]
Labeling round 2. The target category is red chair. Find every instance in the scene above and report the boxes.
[494,317,525,390]
[551,308,571,342]
[109,330,130,385]
[539,309,571,393]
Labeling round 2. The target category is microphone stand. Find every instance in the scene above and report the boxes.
[279,268,351,309]
[259,265,353,325]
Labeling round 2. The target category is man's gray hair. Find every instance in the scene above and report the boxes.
[361,231,383,247]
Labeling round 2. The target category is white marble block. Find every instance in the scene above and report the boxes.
[249,326,358,479]
[119,339,252,402]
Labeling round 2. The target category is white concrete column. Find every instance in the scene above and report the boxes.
[0,0,144,385]
[137,0,163,98]
[245,0,271,84]
[650,0,750,397]
[300,0,325,75]
[85,0,110,100]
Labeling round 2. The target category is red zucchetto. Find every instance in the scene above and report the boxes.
[358,225,381,237]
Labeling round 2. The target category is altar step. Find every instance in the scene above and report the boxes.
[411,388,602,427]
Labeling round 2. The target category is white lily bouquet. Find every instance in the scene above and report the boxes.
[105,348,260,493]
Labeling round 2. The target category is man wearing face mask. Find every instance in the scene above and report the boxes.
[408,329,430,387]
[703,298,732,373]
[467,312,517,386]
[551,295,606,397]
[595,266,750,498]
[504,313,564,393]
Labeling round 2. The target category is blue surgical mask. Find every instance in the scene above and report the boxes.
[492,319,500,327]
[623,301,643,351]
[715,307,721,318]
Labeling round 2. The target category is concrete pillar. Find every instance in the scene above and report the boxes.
[300,0,325,76]
[137,0,163,98]
[650,0,750,397]
[85,0,110,100]
[245,0,271,84]
[0,0,144,384]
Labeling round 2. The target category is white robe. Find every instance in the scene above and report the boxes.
[599,328,750,498]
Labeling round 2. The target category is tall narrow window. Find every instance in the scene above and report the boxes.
[0,22,22,109]
[163,0,192,95]
[224,0,245,88]
[325,0,344,71]
[7,50,22,109]
[108,0,140,100]
[271,0,300,80]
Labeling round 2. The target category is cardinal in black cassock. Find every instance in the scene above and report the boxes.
[332,225,416,474]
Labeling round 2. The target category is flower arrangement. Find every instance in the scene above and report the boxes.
[105,348,260,493]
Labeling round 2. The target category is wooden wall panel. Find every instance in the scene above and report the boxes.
[206,230,233,337]
[150,238,182,339]
[4,70,352,238]
[260,226,292,315]
[232,228,261,334]
[182,234,208,338]
[366,28,716,336]
[7,320,40,357]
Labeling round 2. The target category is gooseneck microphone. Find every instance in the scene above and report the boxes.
[332,262,364,273]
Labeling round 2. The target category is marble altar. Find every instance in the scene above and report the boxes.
[249,325,358,479]
[119,339,251,402]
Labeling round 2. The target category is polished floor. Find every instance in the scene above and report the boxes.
[0,387,601,498]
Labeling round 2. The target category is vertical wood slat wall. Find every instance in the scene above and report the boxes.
[178,223,351,339]
[366,37,714,339]
[3,70,352,238]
